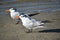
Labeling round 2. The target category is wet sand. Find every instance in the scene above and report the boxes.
[0,11,60,40]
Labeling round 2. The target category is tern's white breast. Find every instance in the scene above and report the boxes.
[21,17,33,27]
[10,12,20,19]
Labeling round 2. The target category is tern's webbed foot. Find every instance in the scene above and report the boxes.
[15,21,20,24]
[26,29,32,33]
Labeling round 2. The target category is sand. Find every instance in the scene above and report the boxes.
[0,11,60,40]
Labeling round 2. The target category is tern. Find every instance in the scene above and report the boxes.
[5,8,20,24]
[17,14,45,33]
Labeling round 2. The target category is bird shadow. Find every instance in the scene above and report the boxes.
[38,29,60,33]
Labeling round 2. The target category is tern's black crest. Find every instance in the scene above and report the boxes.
[20,13,28,17]
[9,8,17,11]
[20,13,25,15]
[13,8,17,11]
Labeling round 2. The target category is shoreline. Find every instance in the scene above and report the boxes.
[0,1,59,5]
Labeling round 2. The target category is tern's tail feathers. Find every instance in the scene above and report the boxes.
[33,26,45,29]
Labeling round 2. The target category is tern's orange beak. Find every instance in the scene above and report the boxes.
[15,16,20,19]
[5,10,10,12]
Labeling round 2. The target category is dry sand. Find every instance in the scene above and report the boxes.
[0,11,60,40]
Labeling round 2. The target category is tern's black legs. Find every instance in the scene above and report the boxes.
[15,18,21,24]
[25,29,32,33]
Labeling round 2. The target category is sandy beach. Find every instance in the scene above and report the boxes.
[0,11,60,40]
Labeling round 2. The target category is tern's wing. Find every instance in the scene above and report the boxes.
[30,18,39,25]
[30,18,44,26]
